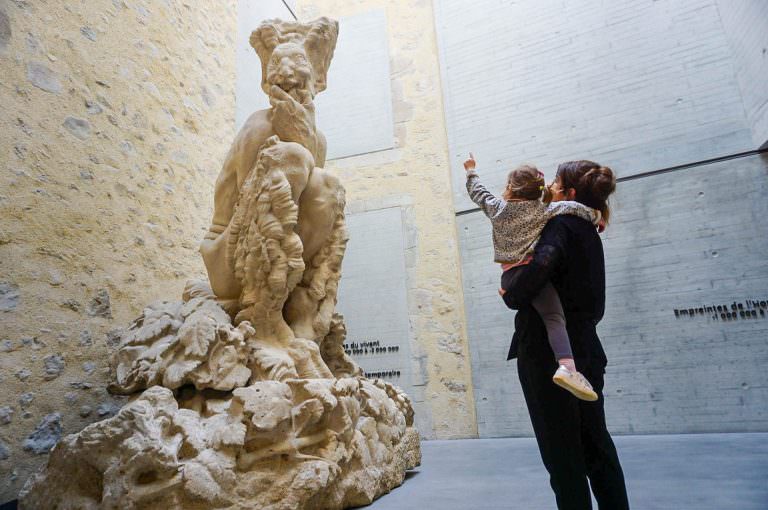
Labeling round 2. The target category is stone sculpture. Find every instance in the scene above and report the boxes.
[20,17,420,510]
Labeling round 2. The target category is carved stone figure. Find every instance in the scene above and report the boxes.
[20,17,420,510]
[200,17,337,302]
[198,16,347,381]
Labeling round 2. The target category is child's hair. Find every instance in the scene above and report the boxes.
[502,165,552,203]
[556,160,616,224]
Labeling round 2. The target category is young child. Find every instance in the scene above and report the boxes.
[464,153,600,401]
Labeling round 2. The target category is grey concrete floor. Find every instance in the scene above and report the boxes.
[362,433,768,510]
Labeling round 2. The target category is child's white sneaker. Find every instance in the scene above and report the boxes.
[552,365,598,401]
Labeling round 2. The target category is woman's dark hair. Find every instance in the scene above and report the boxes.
[556,160,616,224]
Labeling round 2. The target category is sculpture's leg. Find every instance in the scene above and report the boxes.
[288,337,334,379]
[200,222,242,301]
[285,168,348,342]
[319,313,361,378]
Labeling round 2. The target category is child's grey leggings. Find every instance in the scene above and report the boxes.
[531,281,573,360]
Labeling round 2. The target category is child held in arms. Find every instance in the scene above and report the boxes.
[464,153,604,401]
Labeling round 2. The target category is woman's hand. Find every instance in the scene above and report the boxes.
[463,153,476,173]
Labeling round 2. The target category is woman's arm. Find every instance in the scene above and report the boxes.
[464,154,505,218]
[501,216,570,309]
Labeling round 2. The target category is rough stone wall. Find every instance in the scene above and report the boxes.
[0,0,236,501]
[295,0,478,440]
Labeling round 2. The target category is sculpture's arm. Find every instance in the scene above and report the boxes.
[206,111,274,238]
[269,86,321,162]
[207,149,240,239]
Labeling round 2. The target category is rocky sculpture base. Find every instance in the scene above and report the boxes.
[20,381,420,509]
[20,295,420,509]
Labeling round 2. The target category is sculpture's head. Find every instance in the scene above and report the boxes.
[265,42,313,99]
[251,17,339,100]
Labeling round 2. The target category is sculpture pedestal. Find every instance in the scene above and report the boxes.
[20,295,420,509]
[21,382,420,509]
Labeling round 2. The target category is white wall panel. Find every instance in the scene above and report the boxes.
[337,203,432,435]
[314,9,395,160]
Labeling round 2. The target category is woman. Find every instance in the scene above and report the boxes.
[501,160,630,510]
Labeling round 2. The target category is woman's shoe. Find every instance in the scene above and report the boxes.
[552,366,598,401]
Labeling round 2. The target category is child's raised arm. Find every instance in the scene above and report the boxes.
[464,153,505,218]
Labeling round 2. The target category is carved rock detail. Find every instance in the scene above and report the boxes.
[109,297,253,394]
[21,382,419,509]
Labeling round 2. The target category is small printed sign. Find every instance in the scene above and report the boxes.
[674,299,767,321]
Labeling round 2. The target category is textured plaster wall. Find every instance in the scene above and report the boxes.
[0,0,236,501]
[295,0,478,440]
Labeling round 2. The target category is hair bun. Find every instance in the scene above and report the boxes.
[579,166,615,201]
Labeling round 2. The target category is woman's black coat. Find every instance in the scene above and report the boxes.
[501,214,608,372]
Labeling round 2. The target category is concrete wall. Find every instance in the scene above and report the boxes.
[600,153,768,434]
[715,0,768,148]
[0,0,236,501]
[436,0,768,436]
[434,0,756,212]
[295,0,478,440]
[460,154,768,437]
